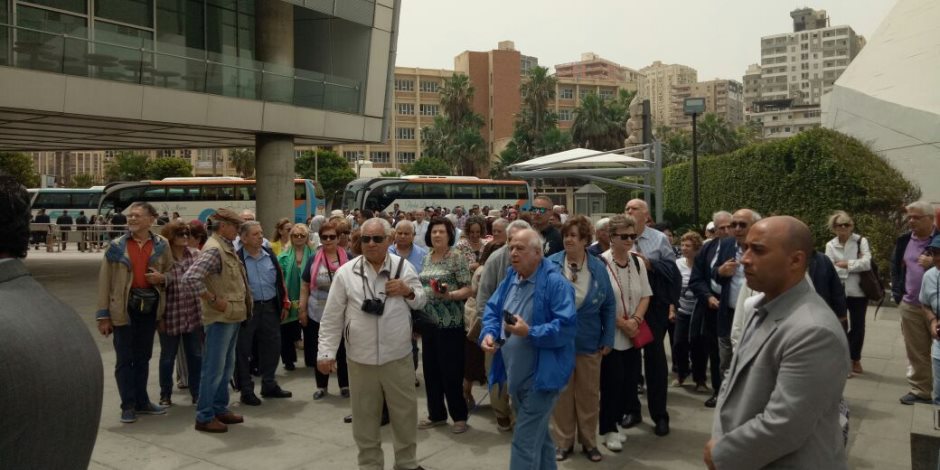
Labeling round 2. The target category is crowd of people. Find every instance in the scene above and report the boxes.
[8,178,940,469]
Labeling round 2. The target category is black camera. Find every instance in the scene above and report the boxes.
[503,310,517,325]
[361,298,385,316]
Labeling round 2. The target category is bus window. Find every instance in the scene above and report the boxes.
[453,184,477,199]
[505,185,526,200]
[32,192,70,209]
[71,192,101,209]
[117,187,144,208]
[166,186,186,201]
[401,183,422,198]
[143,187,166,201]
[218,185,236,200]
[424,183,449,199]
[294,182,306,201]
[479,184,499,199]
[236,185,253,201]
[201,186,219,201]
[184,186,201,200]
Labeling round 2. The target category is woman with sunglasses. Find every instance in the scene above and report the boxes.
[156,221,203,406]
[299,221,351,398]
[277,224,314,372]
[270,218,293,256]
[546,215,616,462]
[417,216,473,434]
[598,214,652,451]
[824,210,872,376]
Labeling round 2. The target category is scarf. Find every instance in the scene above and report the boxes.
[310,246,349,291]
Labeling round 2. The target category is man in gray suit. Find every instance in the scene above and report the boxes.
[0,176,103,469]
[705,216,849,470]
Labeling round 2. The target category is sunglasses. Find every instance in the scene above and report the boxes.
[174,230,191,238]
[528,207,549,215]
[835,223,853,229]
[730,222,749,229]
[321,234,337,241]
[291,233,307,239]
[360,235,387,244]
[612,233,638,241]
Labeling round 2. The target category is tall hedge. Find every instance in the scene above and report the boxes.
[662,128,920,277]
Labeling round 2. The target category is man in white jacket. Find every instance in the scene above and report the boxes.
[318,217,427,470]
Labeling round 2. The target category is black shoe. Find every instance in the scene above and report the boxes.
[343,414,353,423]
[240,391,262,406]
[261,387,292,399]
[654,418,670,436]
[704,395,718,408]
[637,384,645,395]
[284,363,295,371]
[250,367,260,377]
[620,413,642,429]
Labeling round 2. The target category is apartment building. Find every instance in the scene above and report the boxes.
[555,52,645,84]
[670,79,745,130]
[743,64,763,112]
[31,148,240,186]
[639,61,698,128]
[553,76,641,131]
[746,8,865,138]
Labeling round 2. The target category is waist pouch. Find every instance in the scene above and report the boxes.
[129,288,159,314]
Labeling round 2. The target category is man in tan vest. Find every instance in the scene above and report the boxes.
[182,208,252,433]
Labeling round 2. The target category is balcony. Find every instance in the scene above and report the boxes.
[0,23,363,114]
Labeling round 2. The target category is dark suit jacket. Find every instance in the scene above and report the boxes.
[689,239,722,337]
[808,251,848,318]
[0,259,103,469]
[711,237,740,337]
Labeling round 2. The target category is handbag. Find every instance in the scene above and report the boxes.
[856,237,884,302]
[396,259,438,335]
[605,253,655,349]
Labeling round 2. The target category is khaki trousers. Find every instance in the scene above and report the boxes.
[550,352,602,449]
[484,350,513,422]
[347,355,418,470]
[899,302,934,398]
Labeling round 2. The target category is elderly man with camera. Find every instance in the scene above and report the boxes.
[317,217,427,470]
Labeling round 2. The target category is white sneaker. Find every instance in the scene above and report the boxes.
[604,432,622,452]
[618,431,627,443]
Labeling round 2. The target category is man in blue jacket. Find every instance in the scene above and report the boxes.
[480,228,577,470]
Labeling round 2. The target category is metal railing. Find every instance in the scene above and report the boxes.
[0,23,362,114]
[30,223,127,253]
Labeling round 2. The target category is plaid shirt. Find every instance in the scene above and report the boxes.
[180,245,223,298]
[163,247,202,335]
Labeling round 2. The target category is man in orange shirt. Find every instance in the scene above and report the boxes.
[96,202,174,424]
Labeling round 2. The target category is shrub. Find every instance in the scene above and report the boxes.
[662,128,920,278]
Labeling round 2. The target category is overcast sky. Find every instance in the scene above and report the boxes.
[395,0,897,81]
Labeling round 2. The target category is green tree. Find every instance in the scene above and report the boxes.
[0,152,39,187]
[696,113,740,156]
[655,125,692,167]
[105,152,150,182]
[295,150,355,207]
[229,148,255,178]
[491,143,523,179]
[421,73,488,176]
[402,156,451,176]
[380,169,402,177]
[146,157,192,180]
[69,173,96,188]
[571,93,625,151]
[519,66,557,138]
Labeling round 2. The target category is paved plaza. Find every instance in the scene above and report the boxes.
[25,250,919,470]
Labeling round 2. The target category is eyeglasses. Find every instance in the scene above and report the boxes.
[730,222,749,229]
[612,233,638,241]
[528,207,549,215]
[835,223,853,229]
[174,230,191,238]
[321,234,337,241]
[360,235,387,244]
[291,234,307,239]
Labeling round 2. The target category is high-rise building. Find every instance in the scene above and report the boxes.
[552,76,640,131]
[639,61,698,128]
[746,8,865,138]
[742,64,763,112]
[669,79,745,130]
[555,52,644,83]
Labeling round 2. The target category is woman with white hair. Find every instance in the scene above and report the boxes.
[308,215,326,247]
[825,210,872,376]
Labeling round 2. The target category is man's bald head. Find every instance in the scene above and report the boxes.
[741,216,813,300]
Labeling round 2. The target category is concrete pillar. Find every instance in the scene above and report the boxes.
[254,1,295,235]
[255,134,295,235]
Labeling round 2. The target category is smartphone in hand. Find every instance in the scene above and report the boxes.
[503,310,517,325]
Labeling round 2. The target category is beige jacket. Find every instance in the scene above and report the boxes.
[196,234,252,325]
[95,232,174,326]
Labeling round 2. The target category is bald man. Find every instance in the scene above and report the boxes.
[705,216,849,470]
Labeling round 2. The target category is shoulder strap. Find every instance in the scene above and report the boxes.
[394,256,404,279]
[630,252,641,273]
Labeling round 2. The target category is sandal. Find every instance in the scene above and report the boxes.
[555,446,573,461]
[583,447,603,462]
[418,418,447,429]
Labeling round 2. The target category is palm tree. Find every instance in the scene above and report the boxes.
[571,93,624,151]
[229,148,255,178]
[696,113,739,156]
[421,73,488,176]
[520,66,557,136]
[439,74,475,126]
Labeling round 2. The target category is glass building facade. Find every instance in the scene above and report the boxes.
[0,0,376,113]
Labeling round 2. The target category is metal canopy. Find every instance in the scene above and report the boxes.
[509,143,664,221]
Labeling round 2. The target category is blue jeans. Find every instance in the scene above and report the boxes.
[510,385,559,470]
[112,305,157,411]
[158,329,203,399]
[932,340,940,405]
[196,322,239,423]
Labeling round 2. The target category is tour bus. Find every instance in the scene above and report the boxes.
[98,177,324,223]
[28,187,105,220]
[341,176,532,214]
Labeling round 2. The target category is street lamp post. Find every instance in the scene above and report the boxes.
[684,97,706,228]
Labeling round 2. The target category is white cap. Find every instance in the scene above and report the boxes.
[706,221,715,231]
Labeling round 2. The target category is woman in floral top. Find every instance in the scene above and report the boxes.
[417,216,473,434]
[157,221,203,406]
[455,215,488,271]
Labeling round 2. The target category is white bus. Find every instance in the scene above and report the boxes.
[341,176,532,213]
[98,178,324,223]
[28,187,105,220]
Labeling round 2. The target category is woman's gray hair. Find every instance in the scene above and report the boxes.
[826,210,853,231]
[361,217,393,236]
[595,217,610,231]
[492,218,509,229]
[506,219,532,236]
[308,215,326,233]
[608,214,636,233]
[906,201,934,216]
[239,220,261,236]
